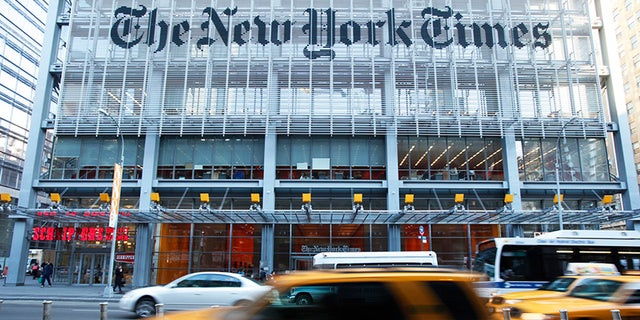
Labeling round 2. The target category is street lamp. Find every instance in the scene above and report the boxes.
[555,117,577,231]
[98,108,124,297]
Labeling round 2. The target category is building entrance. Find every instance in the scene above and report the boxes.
[75,253,106,285]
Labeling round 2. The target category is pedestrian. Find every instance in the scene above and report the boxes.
[259,268,267,282]
[31,262,39,279]
[41,261,53,287]
[94,264,102,283]
[113,265,124,293]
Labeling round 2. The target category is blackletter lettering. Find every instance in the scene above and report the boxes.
[172,21,190,47]
[200,7,237,47]
[386,9,413,47]
[366,20,385,46]
[471,23,507,48]
[303,8,334,59]
[233,20,251,45]
[533,23,552,49]
[324,8,336,48]
[108,5,552,58]
[420,6,453,49]
[254,16,269,45]
[146,8,169,53]
[340,21,361,46]
[111,5,148,49]
[511,23,529,48]
[271,20,292,46]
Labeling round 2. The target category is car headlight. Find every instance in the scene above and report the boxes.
[489,296,523,305]
[488,296,504,304]
[504,299,523,304]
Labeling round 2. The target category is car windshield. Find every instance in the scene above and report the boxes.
[568,279,623,301]
[539,277,576,292]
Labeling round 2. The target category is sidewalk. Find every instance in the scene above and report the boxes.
[0,276,121,303]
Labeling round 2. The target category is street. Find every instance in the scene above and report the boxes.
[0,300,138,319]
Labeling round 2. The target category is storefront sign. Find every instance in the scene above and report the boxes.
[115,252,135,264]
[110,5,551,60]
[301,245,361,254]
[31,226,130,242]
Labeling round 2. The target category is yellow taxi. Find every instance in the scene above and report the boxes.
[490,275,640,320]
[150,267,490,320]
[486,263,622,315]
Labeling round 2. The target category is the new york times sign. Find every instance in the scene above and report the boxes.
[110,5,552,60]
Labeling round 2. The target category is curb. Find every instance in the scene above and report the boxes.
[0,296,120,303]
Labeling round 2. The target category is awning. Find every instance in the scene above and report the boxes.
[9,208,640,225]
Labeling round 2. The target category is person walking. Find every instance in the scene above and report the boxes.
[31,262,39,280]
[113,265,124,293]
[41,262,53,287]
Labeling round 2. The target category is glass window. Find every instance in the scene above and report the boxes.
[209,274,241,287]
[50,136,143,180]
[398,137,501,181]
[54,138,81,157]
[579,139,609,181]
[193,139,213,165]
[277,137,385,180]
[521,139,543,181]
[331,137,350,166]
[259,282,404,319]
[519,138,608,183]
[157,137,264,179]
[79,138,100,167]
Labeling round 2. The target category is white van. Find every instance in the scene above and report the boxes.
[313,251,438,269]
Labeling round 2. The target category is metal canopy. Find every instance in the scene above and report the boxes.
[10,208,640,226]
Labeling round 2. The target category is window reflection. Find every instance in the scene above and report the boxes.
[518,138,609,182]
[397,137,503,181]
[157,136,264,180]
[276,137,386,180]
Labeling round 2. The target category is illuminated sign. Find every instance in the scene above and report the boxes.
[32,226,130,242]
[110,6,551,60]
[115,252,135,264]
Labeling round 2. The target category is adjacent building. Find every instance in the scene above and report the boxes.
[5,0,640,287]
[613,0,640,185]
[0,0,53,268]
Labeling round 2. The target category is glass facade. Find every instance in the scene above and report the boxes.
[276,137,385,180]
[157,136,264,180]
[8,0,639,287]
[0,0,53,262]
[48,136,145,180]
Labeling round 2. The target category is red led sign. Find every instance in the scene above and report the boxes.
[32,226,130,242]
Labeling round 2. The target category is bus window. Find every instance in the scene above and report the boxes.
[499,250,527,281]
[472,245,496,278]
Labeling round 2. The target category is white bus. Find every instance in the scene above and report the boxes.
[313,251,438,269]
[472,230,640,298]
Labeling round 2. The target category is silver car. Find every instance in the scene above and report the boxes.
[119,271,271,318]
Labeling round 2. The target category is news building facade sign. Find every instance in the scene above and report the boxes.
[108,4,552,60]
[60,0,599,135]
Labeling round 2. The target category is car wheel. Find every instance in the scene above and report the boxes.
[135,297,157,318]
[295,293,313,305]
[234,299,252,307]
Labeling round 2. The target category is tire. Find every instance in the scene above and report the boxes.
[295,293,313,305]
[234,299,252,307]
[135,297,157,318]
